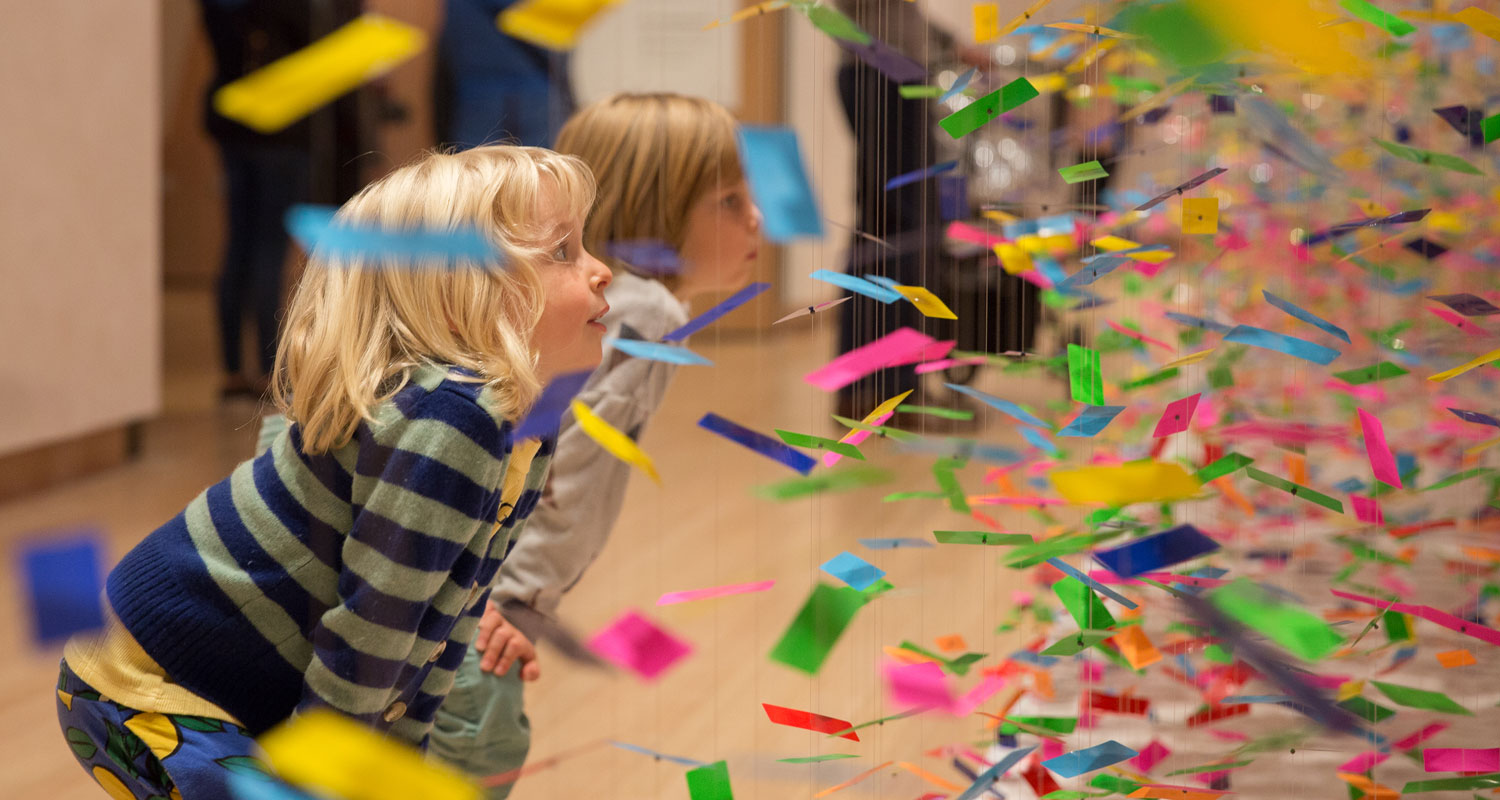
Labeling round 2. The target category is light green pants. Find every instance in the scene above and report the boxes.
[429,646,530,800]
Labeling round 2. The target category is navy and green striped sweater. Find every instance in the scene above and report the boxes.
[106,364,552,745]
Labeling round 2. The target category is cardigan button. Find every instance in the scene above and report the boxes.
[428,642,446,663]
[382,701,407,723]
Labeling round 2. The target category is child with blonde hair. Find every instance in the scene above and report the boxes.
[428,93,761,797]
[55,145,612,798]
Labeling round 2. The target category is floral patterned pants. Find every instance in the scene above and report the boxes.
[56,659,274,800]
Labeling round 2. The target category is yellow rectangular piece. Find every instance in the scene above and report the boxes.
[499,0,620,50]
[998,0,1053,39]
[1355,199,1391,217]
[1064,38,1117,73]
[1110,625,1162,670]
[981,209,1018,223]
[1049,461,1202,506]
[1336,680,1365,702]
[1181,197,1219,234]
[1092,235,1139,251]
[838,390,915,446]
[994,243,1033,274]
[973,2,1000,41]
[572,399,661,483]
[1428,347,1500,382]
[1425,210,1468,234]
[1027,72,1068,93]
[1044,22,1138,38]
[1436,649,1477,668]
[1163,348,1215,368]
[260,710,480,800]
[895,285,958,319]
[1456,5,1500,42]
[213,15,425,134]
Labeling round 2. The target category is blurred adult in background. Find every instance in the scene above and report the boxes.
[832,0,987,419]
[198,0,313,399]
[433,0,576,149]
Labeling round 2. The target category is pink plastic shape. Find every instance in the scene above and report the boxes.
[657,580,775,606]
[1357,408,1403,487]
[1132,740,1171,772]
[804,327,936,392]
[1424,748,1500,773]
[1350,494,1384,524]
[1153,393,1202,438]
[588,609,692,680]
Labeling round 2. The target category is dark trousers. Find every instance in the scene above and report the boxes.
[835,61,948,408]
[215,146,307,376]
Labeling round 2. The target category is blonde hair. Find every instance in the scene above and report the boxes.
[554,92,741,287]
[273,145,596,453]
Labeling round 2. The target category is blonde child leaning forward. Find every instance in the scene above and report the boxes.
[55,146,612,799]
[428,92,762,798]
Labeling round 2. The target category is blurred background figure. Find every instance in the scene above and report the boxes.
[433,0,576,149]
[831,0,987,420]
[197,0,313,399]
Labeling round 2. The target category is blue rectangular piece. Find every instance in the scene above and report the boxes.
[22,534,106,644]
[859,537,934,550]
[737,126,825,242]
[1019,425,1055,453]
[607,338,713,366]
[662,282,771,342]
[1058,405,1125,437]
[610,740,706,768]
[1223,324,1342,365]
[513,369,592,440]
[1449,407,1500,428]
[603,239,681,275]
[698,412,818,475]
[1263,290,1352,343]
[884,160,959,191]
[1041,740,1139,778]
[1045,557,1139,610]
[944,383,1048,428]
[861,274,902,290]
[955,746,1037,800]
[1058,256,1128,290]
[821,551,886,590]
[938,174,967,222]
[1164,311,1233,333]
[938,67,977,103]
[1093,524,1221,578]
[809,269,902,303]
[1334,477,1367,493]
[285,205,502,266]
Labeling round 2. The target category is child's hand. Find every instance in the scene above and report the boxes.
[476,600,541,681]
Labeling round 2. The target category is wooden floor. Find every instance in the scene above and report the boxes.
[7,290,1497,799]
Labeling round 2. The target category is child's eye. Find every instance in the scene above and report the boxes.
[552,242,570,261]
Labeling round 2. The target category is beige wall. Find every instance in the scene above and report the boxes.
[0,5,161,456]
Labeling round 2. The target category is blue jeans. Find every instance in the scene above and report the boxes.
[215,146,308,376]
[428,647,530,800]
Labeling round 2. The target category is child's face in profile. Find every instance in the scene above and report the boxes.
[678,177,761,299]
[532,200,613,380]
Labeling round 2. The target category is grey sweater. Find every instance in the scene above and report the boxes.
[491,271,689,616]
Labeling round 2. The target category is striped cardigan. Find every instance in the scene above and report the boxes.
[106,364,552,745]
